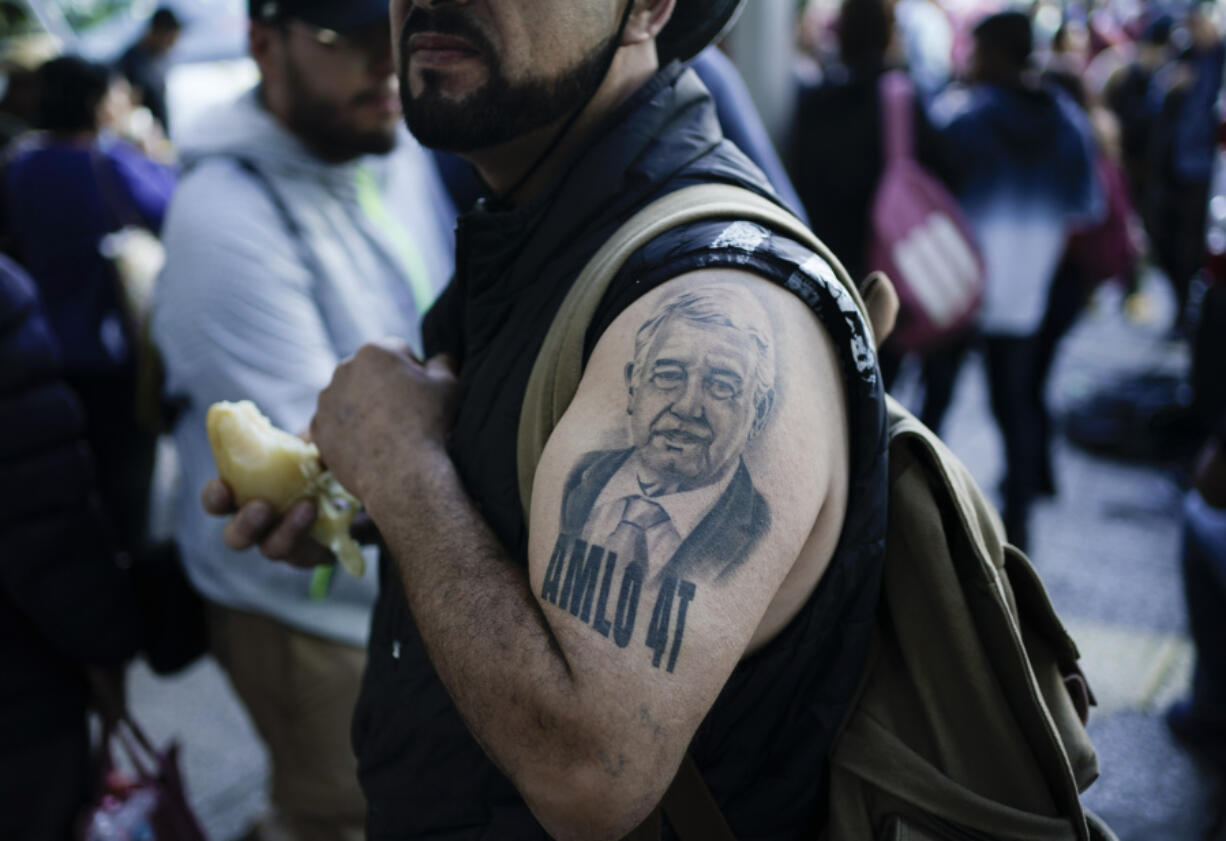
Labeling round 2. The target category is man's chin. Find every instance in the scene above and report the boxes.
[348,128,399,157]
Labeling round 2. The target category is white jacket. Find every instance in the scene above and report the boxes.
[152,88,455,646]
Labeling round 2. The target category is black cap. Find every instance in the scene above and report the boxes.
[250,0,388,33]
[658,0,745,65]
[972,10,1033,68]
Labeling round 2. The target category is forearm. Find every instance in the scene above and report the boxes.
[364,446,650,838]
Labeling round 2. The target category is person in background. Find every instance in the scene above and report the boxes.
[3,56,176,566]
[0,35,58,151]
[117,6,184,136]
[893,0,954,100]
[1105,13,1172,232]
[1147,3,1225,332]
[1039,27,1142,499]
[1167,272,1226,837]
[151,0,454,837]
[788,0,955,386]
[929,10,1099,551]
[0,254,144,841]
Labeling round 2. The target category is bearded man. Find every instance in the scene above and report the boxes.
[209,1,889,838]
[153,2,456,838]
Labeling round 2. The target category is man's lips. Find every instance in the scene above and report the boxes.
[653,428,712,446]
[404,32,475,63]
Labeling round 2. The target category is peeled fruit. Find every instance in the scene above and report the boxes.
[207,401,365,577]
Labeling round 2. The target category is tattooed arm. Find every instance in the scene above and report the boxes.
[305,269,849,840]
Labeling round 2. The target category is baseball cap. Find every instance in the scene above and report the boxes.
[249,0,389,33]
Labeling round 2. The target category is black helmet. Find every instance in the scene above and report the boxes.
[657,0,746,65]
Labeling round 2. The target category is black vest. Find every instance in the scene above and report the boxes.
[354,64,888,841]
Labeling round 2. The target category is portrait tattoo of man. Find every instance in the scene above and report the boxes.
[540,285,777,672]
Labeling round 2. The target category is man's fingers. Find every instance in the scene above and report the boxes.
[426,353,458,380]
[258,498,319,562]
[371,336,418,360]
[202,478,237,516]
[222,499,277,552]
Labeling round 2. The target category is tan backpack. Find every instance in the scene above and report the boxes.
[516,184,1112,841]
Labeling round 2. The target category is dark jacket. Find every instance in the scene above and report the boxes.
[0,255,142,750]
[789,62,956,280]
[354,64,888,840]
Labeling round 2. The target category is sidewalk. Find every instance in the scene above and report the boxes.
[128,274,1218,840]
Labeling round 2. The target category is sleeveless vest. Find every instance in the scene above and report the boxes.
[353,63,888,841]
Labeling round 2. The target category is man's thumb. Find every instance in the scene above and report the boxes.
[426,354,458,381]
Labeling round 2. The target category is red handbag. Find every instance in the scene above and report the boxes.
[867,71,986,352]
[78,711,208,841]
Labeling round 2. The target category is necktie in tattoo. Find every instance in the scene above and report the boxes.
[605,496,672,571]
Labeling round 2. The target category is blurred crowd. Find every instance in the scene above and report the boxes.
[788,0,1226,831]
[0,0,1224,839]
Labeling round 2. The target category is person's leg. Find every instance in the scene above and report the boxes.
[918,332,973,435]
[984,334,1044,552]
[208,605,367,841]
[1170,177,1212,330]
[1033,264,1089,496]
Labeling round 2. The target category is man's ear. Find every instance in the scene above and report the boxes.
[625,363,636,413]
[623,0,678,46]
[749,388,775,440]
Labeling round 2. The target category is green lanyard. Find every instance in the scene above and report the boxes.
[354,165,435,315]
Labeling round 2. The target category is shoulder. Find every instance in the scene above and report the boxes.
[163,157,291,248]
[590,215,876,382]
[156,160,314,318]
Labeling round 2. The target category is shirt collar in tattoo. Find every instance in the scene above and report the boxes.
[590,452,739,541]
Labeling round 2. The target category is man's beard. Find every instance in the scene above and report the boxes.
[399,8,619,153]
[284,59,397,162]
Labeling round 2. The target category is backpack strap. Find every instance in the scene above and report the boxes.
[516,182,871,518]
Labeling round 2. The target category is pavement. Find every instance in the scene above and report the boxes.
[127,272,1220,840]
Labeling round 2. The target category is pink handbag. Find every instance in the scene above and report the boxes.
[78,711,208,841]
[867,71,985,352]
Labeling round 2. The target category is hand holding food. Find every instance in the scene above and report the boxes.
[206,400,366,577]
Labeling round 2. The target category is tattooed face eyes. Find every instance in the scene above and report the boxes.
[629,320,759,491]
[650,364,686,390]
[649,364,743,402]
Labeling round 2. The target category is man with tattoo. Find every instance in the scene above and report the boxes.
[204,1,889,838]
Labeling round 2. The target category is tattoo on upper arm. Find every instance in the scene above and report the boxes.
[540,285,777,673]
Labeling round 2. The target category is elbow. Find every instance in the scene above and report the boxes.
[520,758,665,841]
